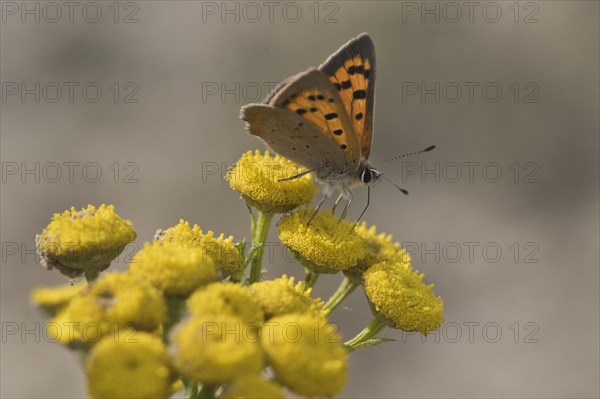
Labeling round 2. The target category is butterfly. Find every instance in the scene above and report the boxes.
[241,33,433,224]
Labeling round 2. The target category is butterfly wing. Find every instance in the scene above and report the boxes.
[241,104,349,181]
[266,68,361,174]
[319,33,376,160]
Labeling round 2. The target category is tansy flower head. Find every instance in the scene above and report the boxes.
[355,222,411,271]
[187,283,265,325]
[363,261,443,334]
[170,315,264,384]
[36,204,136,279]
[261,313,347,397]
[226,150,316,213]
[128,241,218,297]
[222,375,285,399]
[249,275,324,319]
[85,332,175,399]
[278,208,369,273]
[31,281,86,315]
[156,220,242,276]
[49,272,166,345]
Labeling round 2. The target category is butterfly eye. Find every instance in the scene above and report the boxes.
[361,169,372,184]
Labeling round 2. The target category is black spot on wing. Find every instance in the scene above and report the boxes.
[355,113,363,120]
[325,113,338,120]
[348,65,365,75]
[341,80,352,89]
[333,129,343,135]
[353,90,367,99]
[296,109,307,115]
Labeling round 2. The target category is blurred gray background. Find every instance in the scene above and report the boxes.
[1,1,598,398]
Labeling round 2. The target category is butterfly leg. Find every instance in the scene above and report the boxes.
[351,185,371,231]
[339,189,353,221]
[307,184,333,226]
[278,169,313,182]
[331,193,344,215]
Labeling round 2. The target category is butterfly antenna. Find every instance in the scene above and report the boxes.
[376,145,436,166]
[382,174,409,195]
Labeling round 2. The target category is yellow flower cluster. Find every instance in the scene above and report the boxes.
[221,375,285,399]
[85,332,176,398]
[364,262,444,334]
[276,208,443,334]
[128,241,218,297]
[355,222,411,270]
[31,281,86,315]
[278,208,369,273]
[156,220,243,276]
[36,204,136,279]
[226,150,316,213]
[262,313,347,397]
[34,142,446,399]
[249,275,324,319]
[48,272,166,345]
[169,281,346,396]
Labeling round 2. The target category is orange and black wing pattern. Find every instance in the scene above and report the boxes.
[267,68,361,174]
[319,33,376,160]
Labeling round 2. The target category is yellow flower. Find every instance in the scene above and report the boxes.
[187,283,265,325]
[355,222,411,270]
[85,331,175,399]
[226,150,316,213]
[48,272,166,345]
[35,204,136,279]
[261,313,347,397]
[170,315,264,384]
[31,282,86,315]
[128,241,218,297]
[222,375,285,399]
[278,208,369,273]
[249,275,324,319]
[156,220,242,275]
[363,261,443,334]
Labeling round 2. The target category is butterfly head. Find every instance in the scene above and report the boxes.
[359,163,382,186]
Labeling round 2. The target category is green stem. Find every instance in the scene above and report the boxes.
[183,377,199,399]
[162,296,186,343]
[83,265,102,283]
[300,268,320,292]
[198,384,218,399]
[248,211,274,284]
[344,317,387,352]
[323,276,358,313]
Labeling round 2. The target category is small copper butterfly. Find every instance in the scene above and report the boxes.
[241,33,434,224]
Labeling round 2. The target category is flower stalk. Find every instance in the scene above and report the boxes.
[83,266,102,283]
[248,210,274,284]
[344,317,388,352]
[324,276,359,313]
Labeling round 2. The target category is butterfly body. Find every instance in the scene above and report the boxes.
[241,33,382,221]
